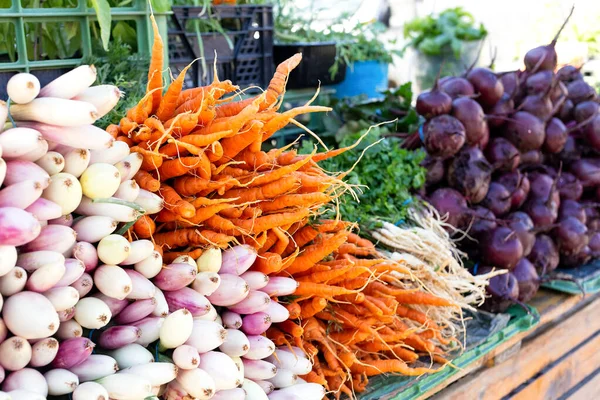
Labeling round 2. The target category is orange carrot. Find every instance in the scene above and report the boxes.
[219,175,299,204]
[158,155,209,180]
[116,136,134,146]
[106,124,119,139]
[147,15,164,112]
[285,230,349,275]
[261,106,331,141]
[153,229,234,249]
[299,297,328,319]
[134,170,160,192]
[158,183,196,218]
[219,120,264,162]
[284,303,301,319]
[270,227,289,255]
[347,232,375,249]
[133,215,155,239]
[130,145,164,171]
[163,249,203,264]
[293,282,358,298]
[258,193,330,213]
[120,117,138,135]
[393,292,455,307]
[232,208,309,235]
[278,320,303,338]
[251,252,282,274]
[155,63,192,121]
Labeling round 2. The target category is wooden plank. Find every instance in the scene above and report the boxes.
[512,333,600,400]
[528,289,585,326]
[429,298,600,400]
[569,369,600,400]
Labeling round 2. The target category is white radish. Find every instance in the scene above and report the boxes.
[44,369,79,395]
[192,271,221,296]
[63,148,90,177]
[22,224,76,254]
[121,362,177,386]
[97,373,152,400]
[17,250,65,272]
[196,247,222,272]
[133,317,164,347]
[198,351,242,390]
[7,73,40,104]
[39,65,96,99]
[229,290,271,314]
[30,338,59,368]
[134,189,164,214]
[114,298,156,324]
[2,368,48,396]
[268,369,297,389]
[266,350,312,375]
[160,309,193,349]
[0,267,27,296]
[0,337,31,371]
[194,303,218,322]
[121,239,153,265]
[115,153,143,182]
[74,297,112,329]
[0,128,42,158]
[253,380,275,395]
[176,368,216,400]
[35,151,64,175]
[124,269,156,299]
[72,85,121,118]
[230,356,244,384]
[0,245,17,277]
[72,381,109,400]
[55,319,83,340]
[17,139,48,162]
[172,345,200,370]
[97,234,130,265]
[245,335,276,360]
[207,274,249,306]
[135,251,163,279]
[72,241,98,272]
[42,172,82,215]
[243,379,270,399]
[24,198,61,221]
[220,245,257,275]
[94,264,132,300]
[172,254,196,268]
[0,180,43,209]
[25,263,68,292]
[108,344,154,369]
[219,329,249,357]
[241,271,270,290]
[69,354,118,382]
[222,311,243,329]
[268,384,325,400]
[4,160,49,187]
[262,277,298,297]
[75,196,140,222]
[2,291,59,339]
[152,287,169,317]
[18,122,114,150]
[90,141,129,164]
[242,359,278,381]
[43,286,79,311]
[185,320,227,353]
[265,301,290,323]
[11,98,98,126]
[70,272,94,298]
[80,163,121,199]
[72,216,118,243]
[114,179,140,202]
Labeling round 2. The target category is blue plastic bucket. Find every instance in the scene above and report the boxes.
[331,60,389,100]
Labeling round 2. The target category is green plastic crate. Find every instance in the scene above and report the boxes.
[0,0,168,88]
[357,305,539,400]
[542,260,600,295]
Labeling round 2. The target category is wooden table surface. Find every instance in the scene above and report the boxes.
[415,289,600,400]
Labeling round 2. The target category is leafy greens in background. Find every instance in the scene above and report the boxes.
[300,83,427,224]
[403,7,487,58]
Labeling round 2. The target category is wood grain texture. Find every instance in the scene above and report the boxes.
[569,369,600,400]
[512,333,600,400]
[430,297,600,400]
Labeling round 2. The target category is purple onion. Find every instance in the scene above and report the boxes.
[69,354,118,382]
[91,293,129,316]
[153,263,196,291]
[49,213,74,227]
[71,272,93,298]
[241,312,272,335]
[229,290,271,314]
[123,269,156,300]
[262,277,298,296]
[265,301,290,323]
[98,326,141,350]
[240,271,269,290]
[0,207,41,246]
[55,258,85,287]
[114,298,157,324]
[72,241,98,272]
[219,245,257,275]
[131,317,163,346]
[22,224,76,254]
[206,274,249,307]
[52,337,94,368]
[242,358,277,380]
[163,287,211,317]
[25,198,62,221]
[58,307,76,322]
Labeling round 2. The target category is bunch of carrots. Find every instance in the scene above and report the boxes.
[112,16,459,398]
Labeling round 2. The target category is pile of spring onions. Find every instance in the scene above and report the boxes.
[0,68,323,399]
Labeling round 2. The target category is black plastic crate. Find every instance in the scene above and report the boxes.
[168,5,274,89]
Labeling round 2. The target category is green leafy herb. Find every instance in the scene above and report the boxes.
[300,84,427,224]
[403,7,487,58]
[90,0,112,50]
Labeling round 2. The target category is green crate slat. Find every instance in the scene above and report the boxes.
[0,0,169,72]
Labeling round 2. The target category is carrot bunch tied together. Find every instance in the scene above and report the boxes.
[258,221,458,398]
